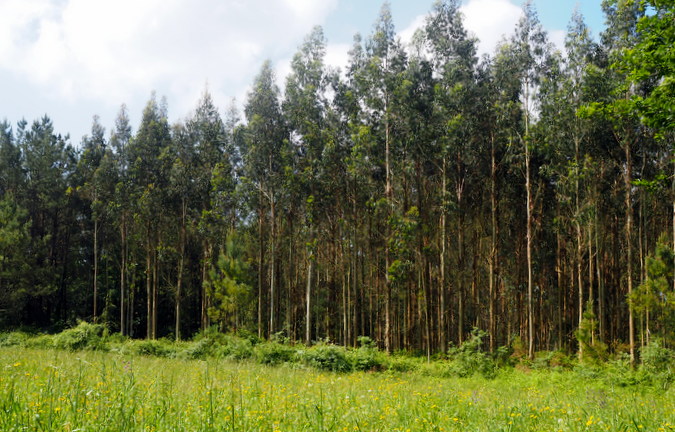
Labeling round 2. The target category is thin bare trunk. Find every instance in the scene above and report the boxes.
[525,80,534,360]
[175,198,186,341]
[120,215,127,336]
[625,141,635,366]
[439,157,447,352]
[93,218,99,323]
[489,133,498,351]
[384,100,392,354]
[305,257,313,345]
[146,234,152,339]
[258,200,264,338]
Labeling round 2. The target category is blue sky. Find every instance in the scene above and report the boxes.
[0,0,605,144]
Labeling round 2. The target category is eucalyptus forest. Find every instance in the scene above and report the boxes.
[1,0,673,365]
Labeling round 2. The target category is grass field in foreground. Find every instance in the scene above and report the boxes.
[1,347,673,432]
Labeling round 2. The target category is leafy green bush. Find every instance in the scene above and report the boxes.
[641,339,673,373]
[639,339,675,389]
[24,334,55,349]
[532,350,574,370]
[253,341,296,365]
[217,336,254,360]
[181,337,217,359]
[53,321,107,351]
[0,331,31,347]
[300,343,352,372]
[447,328,497,378]
[387,356,420,373]
[350,347,387,372]
[132,339,175,358]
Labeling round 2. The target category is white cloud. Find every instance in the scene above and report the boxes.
[549,29,566,55]
[460,0,522,56]
[0,0,338,127]
[399,14,426,48]
[325,43,351,74]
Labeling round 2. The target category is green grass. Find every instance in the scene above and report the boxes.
[1,347,674,431]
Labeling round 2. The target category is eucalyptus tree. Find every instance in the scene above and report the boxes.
[283,26,329,344]
[167,122,194,340]
[77,116,109,323]
[537,11,599,355]
[109,105,133,335]
[355,2,409,352]
[186,91,233,332]
[128,94,172,339]
[506,1,553,359]
[425,0,479,348]
[242,61,289,337]
[580,0,644,364]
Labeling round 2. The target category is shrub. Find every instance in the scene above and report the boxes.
[641,339,673,373]
[300,343,352,373]
[182,337,217,359]
[448,328,497,379]
[24,334,55,349]
[0,331,30,347]
[532,350,574,370]
[387,356,420,373]
[348,336,387,372]
[217,336,254,360]
[132,339,175,358]
[640,339,675,389]
[253,341,296,365]
[53,322,107,351]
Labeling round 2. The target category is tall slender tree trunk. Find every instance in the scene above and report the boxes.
[120,214,127,336]
[556,225,564,350]
[269,186,276,337]
[201,242,211,331]
[457,192,464,345]
[624,139,635,366]
[575,135,584,360]
[93,217,99,323]
[439,156,448,353]
[258,200,264,338]
[306,256,313,345]
[588,223,595,345]
[384,104,392,354]
[489,133,498,352]
[146,232,152,339]
[152,245,158,339]
[175,198,186,341]
[525,82,534,360]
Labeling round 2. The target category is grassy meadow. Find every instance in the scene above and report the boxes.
[1,343,675,432]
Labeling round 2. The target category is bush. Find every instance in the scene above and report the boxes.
[300,343,352,372]
[182,337,217,359]
[640,339,675,389]
[641,339,673,373]
[532,350,574,370]
[447,328,497,379]
[387,356,420,373]
[347,337,386,372]
[53,322,107,351]
[253,341,296,365]
[24,334,55,349]
[217,336,254,360]
[132,339,175,358]
[0,331,31,347]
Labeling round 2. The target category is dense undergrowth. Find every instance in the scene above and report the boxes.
[1,322,673,388]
